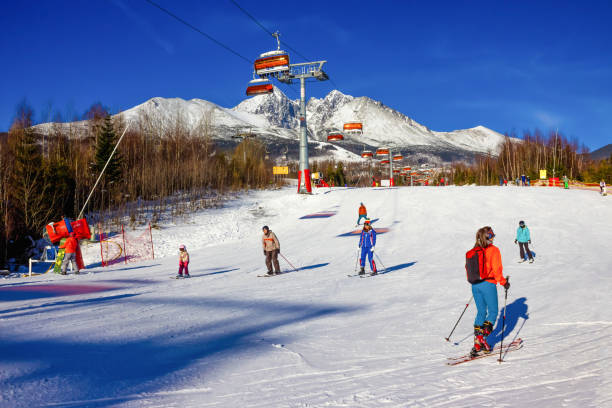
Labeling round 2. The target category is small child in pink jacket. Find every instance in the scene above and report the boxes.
[177,244,190,278]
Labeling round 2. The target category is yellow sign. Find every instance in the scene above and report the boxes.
[539,169,547,179]
[273,166,289,175]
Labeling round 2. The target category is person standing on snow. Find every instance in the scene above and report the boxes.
[262,226,281,276]
[515,220,534,263]
[60,232,80,275]
[356,202,368,226]
[600,179,607,195]
[467,226,509,357]
[176,244,190,278]
[358,219,377,276]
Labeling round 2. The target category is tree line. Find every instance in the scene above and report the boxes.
[0,103,274,266]
[443,130,610,186]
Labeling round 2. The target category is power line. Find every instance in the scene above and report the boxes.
[144,0,251,63]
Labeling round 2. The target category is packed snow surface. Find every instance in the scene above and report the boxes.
[1,186,611,407]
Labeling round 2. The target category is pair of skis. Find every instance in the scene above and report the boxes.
[446,338,523,365]
[347,272,379,278]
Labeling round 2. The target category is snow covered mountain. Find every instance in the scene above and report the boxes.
[34,89,513,164]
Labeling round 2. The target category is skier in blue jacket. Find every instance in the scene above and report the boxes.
[358,219,377,275]
[515,220,534,263]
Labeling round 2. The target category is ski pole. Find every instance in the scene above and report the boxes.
[354,248,360,273]
[374,252,386,273]
[279,253,298,272]
[498,283,509,363]
[445,295,473,342]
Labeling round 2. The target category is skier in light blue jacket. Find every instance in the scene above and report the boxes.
[514,220,534,263]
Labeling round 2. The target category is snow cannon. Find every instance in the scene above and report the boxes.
[46,218,91,244]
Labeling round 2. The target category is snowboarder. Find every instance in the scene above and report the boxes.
[262,226,280,276]
[176,244,190,278]
[59,232,80,275]
[358,219,377,276]
[356,202,368,226]
[467,226,509,357]
[515,220,534,263]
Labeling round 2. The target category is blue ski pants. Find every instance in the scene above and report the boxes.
[360,246,376,272]
[472,281,498,326]
[356,214,368,225]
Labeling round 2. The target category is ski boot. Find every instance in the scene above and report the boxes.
[359,266,365,276]
[529,258,534,263]
[266,270,274,276]
[184,273,190,278]
[470,325,491,357]
[479,322,493,353]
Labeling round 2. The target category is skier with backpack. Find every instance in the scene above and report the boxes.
[515,220,534,263]
[358,219,377,276]
[465,226,510,357]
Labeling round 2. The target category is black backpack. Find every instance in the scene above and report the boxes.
[465,246,485,284]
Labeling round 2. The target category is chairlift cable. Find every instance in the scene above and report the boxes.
[144,0,251,63]
[229,0,310,63]
[229,0,340,92]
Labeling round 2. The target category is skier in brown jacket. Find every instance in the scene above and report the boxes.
[262,225,281,275]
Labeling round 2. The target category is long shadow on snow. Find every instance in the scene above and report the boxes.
[380,261,417,275]
[279,262,329,275]
[0,295,361,406]
[487,297,529,347]
[191,267,239,278]
[0,293,139,319]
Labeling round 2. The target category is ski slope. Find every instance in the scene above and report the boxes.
[1,186,611,407]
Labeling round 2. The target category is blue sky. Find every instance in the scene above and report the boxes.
[1,0,611,149]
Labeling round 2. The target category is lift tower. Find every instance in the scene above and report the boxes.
[247,32,328,193]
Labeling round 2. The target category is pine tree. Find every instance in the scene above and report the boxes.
[94,114,123,184]
[337,162,346,186]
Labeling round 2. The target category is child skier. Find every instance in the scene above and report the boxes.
[515,220,534,263]
[358,219,377,276]
[176,244,190,278]
[466,226,509,357]
[356,202,368,226]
